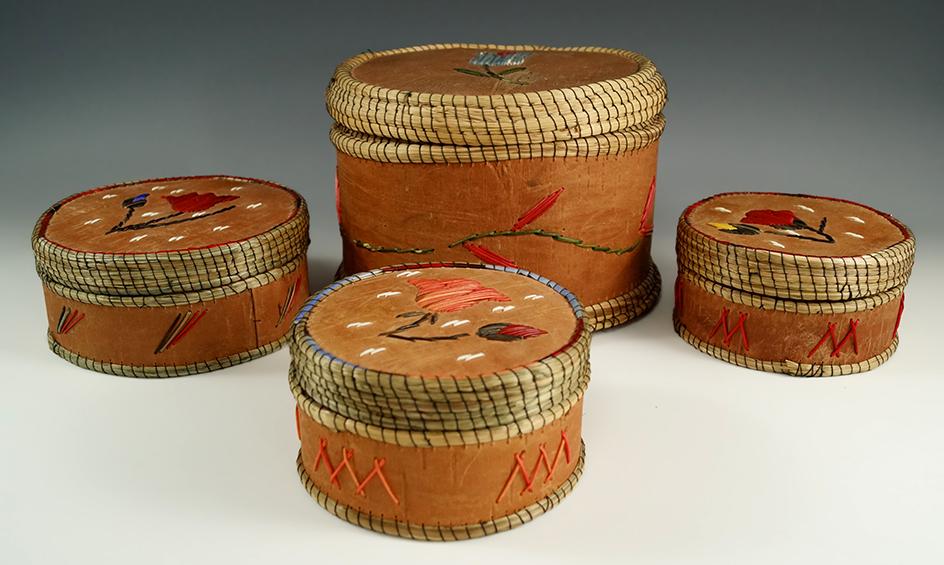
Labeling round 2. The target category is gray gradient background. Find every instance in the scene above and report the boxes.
[2,1,942,563]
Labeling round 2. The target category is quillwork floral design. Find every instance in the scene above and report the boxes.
[410,278,511,313]
[477,322,547,341]
[106,192,239,234]
[454,51,531,85]
[710,209,835,244]
[379,278,548,344]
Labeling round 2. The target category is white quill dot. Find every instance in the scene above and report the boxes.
[457,353,485,362]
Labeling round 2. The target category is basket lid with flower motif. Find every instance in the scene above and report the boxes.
[32,175,308,297]
[677,192,915,301]
[325,43,667,162]
[289,262,590,447]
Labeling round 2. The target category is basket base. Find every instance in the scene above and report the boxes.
[295,442,586,541]
[586,262,661,331]
[46,331,289,378]
[673,318,899,377]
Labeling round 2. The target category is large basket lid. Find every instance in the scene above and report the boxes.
[33,175,308,297]
[676,192,915,301]
[326,44,667,147]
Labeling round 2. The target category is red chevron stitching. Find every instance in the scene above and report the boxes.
[807,320,860,358]
[497,430,571,503]
[708,307,750,351]
[313,438,399,505]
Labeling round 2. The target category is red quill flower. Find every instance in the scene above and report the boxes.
[477,322,548,341]
[513,187,564,231]
[409,278,511,313]
[740,209,796,226]
[164,192,238,213]
[462,242,518,268]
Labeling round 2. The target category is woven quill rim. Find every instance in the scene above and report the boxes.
[42,254,305,307]
[326,44,667,147]
[291,366,587,447]
[674,318,899,377]
[32,175,309,297]
[291,358,589,432]
[290,262,589,446]
[676,193,915,301]
[330,115,664,163]
[296,444,584,541]
[678,268,904,314]
[48,331,289,378]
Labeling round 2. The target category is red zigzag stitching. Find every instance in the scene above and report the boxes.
[807,320,859,358]
[708,307,750,351]
[313,438,399,505]
[497,430,571,503]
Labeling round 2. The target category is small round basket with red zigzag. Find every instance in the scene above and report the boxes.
[674,192,915,376]
[32,175,310,377]
[289,262,590,540]
[326,43,667,331]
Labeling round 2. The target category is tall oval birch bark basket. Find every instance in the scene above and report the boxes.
[289,262,590,540]
[673,192,915,376]
[32,175,310,377]
[326,44,668,331]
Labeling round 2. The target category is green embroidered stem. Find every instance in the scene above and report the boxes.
[354,240,434,254]
[448,229,645,255]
